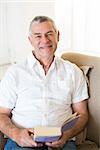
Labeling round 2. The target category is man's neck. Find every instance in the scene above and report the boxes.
[32,51,54,74]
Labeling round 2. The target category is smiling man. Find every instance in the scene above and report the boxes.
[0,16,88,150]
[28,17,59,75]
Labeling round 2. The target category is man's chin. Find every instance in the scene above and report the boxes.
[39,47,52,51]
[39,48,53,54]
[40,51,54,57]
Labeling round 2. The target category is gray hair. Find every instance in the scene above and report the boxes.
[29,16,57,35]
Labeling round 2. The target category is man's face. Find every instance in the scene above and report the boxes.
[28,21,59,58]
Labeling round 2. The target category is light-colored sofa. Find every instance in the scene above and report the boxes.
[0,52,100,150]
[61,52,100,150]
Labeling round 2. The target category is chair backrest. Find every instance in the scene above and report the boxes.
[61,52,100,147]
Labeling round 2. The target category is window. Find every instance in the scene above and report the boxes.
[55,0,100,56]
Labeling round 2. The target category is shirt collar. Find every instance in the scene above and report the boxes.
[27,51,37,69]
[27,51,58,70]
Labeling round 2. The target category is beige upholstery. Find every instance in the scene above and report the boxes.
[0,52,100,149]
[61,52,100,149]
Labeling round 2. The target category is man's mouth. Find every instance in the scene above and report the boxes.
[39,45,53,49]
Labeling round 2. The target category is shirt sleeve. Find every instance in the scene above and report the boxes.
[0,66,17,108]
[72,64,89,103]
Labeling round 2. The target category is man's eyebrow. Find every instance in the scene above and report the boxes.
[33,33,41,35]
[33,30,54,35]
[46,31,54,34]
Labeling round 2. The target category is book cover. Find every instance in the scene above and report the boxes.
[33,113,80,143]
[34,126,61,143]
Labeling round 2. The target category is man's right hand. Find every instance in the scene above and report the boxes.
[12,128,43,147]
[0,107,43,148]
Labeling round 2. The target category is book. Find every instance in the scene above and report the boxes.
[33,112,80,143]
[33,126,61,143]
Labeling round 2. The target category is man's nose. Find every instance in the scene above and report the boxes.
[41,35,49,43]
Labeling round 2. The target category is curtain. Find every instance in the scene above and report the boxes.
[0,1,10,64]
[55,0,100,56]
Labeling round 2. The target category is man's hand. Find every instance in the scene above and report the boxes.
[13,128,43,147]
[0,107,43,148]
[45,133,67,148]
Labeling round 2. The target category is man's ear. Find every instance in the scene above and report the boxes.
[28,36,32,45]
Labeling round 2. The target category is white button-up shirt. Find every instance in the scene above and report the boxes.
[0,52,88,128]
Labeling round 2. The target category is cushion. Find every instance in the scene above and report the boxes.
[80,65,93,87]
[76,65,93,145]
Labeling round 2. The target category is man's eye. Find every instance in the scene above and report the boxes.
[35,35,41,38]
[47,33,53,36]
